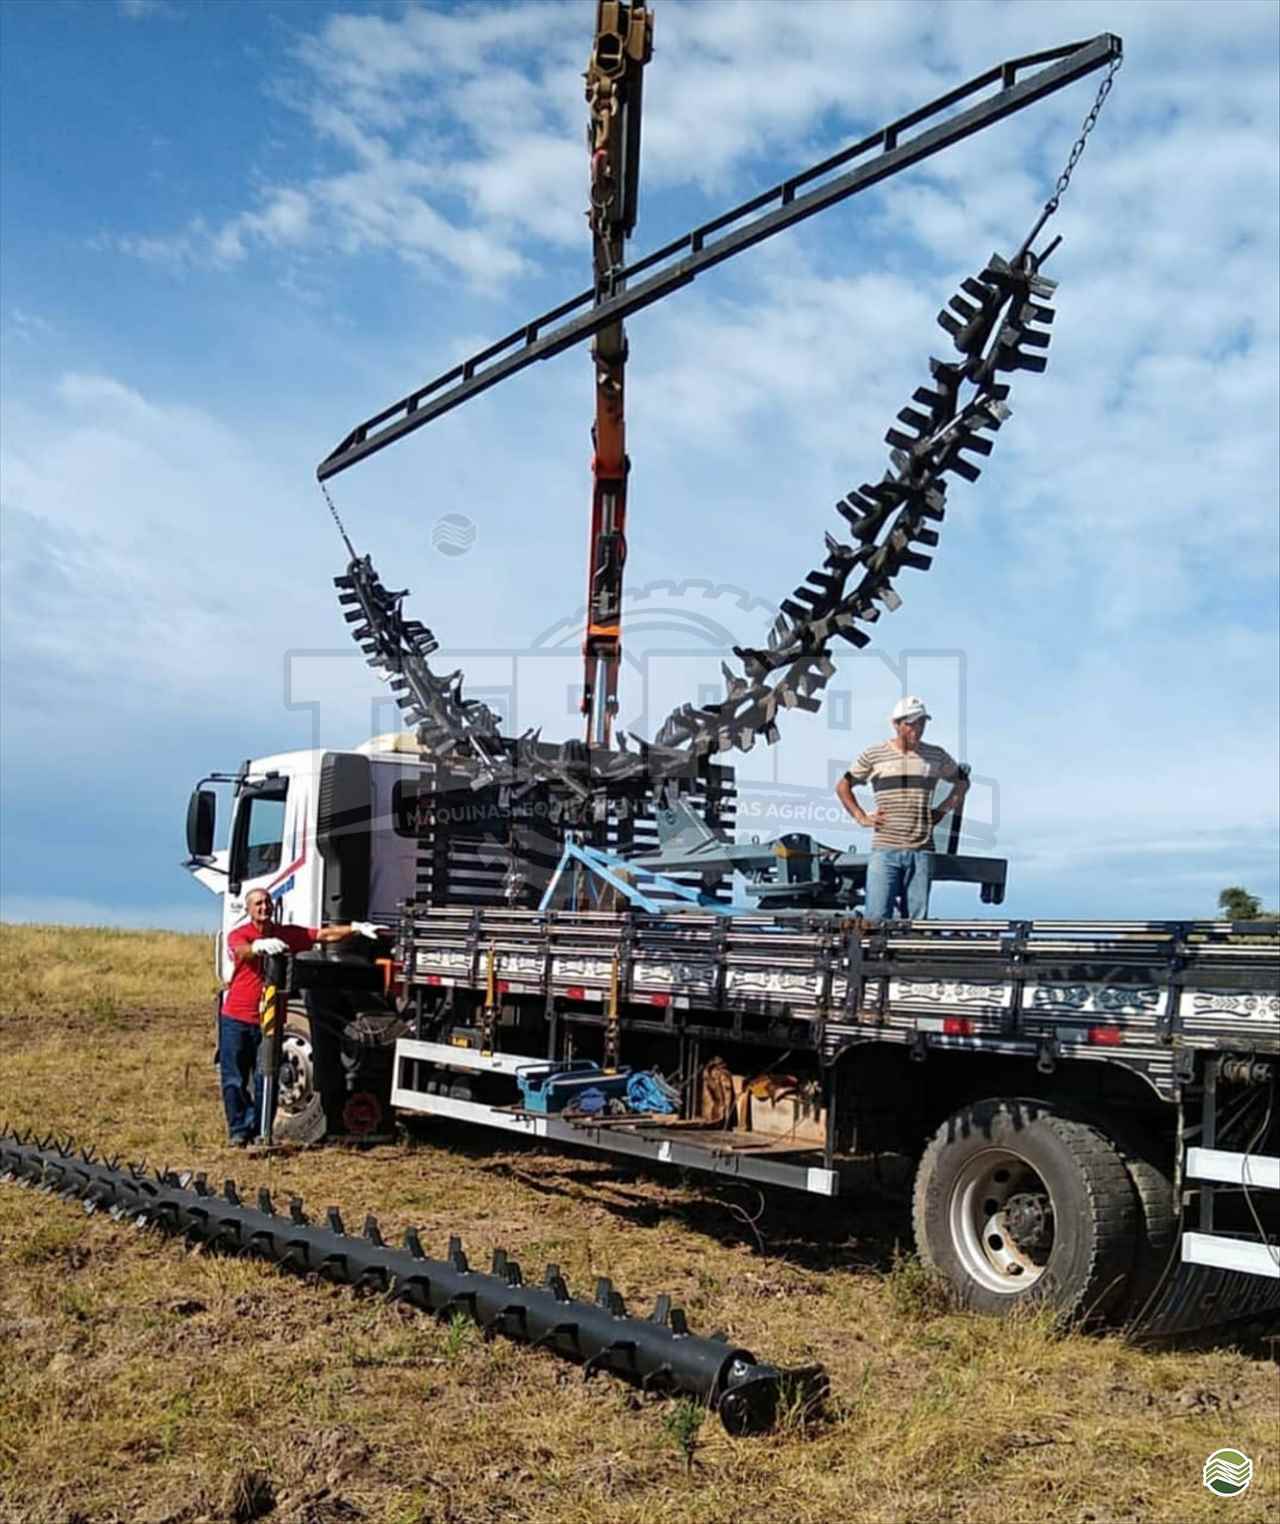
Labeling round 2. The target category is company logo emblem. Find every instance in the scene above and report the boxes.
[1203,1448,1253,1497]
[432,513,477,557]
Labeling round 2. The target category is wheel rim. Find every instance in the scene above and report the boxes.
[278,1031,314,1114]
[947,1147,1055,1295]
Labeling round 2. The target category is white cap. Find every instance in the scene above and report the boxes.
[891,695,931,723]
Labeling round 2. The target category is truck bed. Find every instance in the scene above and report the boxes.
[400,910,1279,1101]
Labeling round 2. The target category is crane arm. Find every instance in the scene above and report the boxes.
[581,1,653,746]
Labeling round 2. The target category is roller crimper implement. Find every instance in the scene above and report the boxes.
[0,1128,827,1435]
[321,37,1123,807]
[332,242,1056,800]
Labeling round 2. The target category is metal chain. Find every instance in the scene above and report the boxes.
[320,481,357,559]
[1043,52,1123,216]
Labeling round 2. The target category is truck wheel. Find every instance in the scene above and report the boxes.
[1114,1138,1179,1328]
[913,1098,1138,1322]
[273,1014,326,1143]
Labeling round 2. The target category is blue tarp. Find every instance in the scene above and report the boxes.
[625,1070,680,1115]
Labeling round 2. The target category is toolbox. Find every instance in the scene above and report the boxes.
[516,1062,632,1114]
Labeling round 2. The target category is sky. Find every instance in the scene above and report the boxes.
[1,0,1277,930]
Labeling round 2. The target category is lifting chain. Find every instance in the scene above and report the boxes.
[320,480,356,560]
[1044,51,1123,217]
[1020,49,1123,260]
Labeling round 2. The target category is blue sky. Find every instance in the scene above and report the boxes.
[1,0,1277,930]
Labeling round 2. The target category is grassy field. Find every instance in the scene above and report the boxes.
[0,923,1276,1524]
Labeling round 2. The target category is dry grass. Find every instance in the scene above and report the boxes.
[0,924,1277,1524]
[0,923,219,1026]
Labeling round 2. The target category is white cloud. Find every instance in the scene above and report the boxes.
[111,2,585,284]
[5,307,56,344]
[102,0,935,283]
[106,0,1280,317]
[610,3,1280,642]
[1,374,305,714]
[118,186,315,270]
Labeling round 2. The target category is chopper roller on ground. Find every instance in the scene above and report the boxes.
[0,1127,827,1435]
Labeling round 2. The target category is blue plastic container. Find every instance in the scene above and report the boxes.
[516,1062,632,1114]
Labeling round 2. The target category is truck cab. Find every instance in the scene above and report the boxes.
[185,733,434,973]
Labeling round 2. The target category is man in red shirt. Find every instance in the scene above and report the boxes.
[220,887,382,1145]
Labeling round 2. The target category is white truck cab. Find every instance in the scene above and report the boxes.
[185,733,433,982]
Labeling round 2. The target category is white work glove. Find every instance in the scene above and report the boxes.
[251,937,289,956]
[351,921,382,940]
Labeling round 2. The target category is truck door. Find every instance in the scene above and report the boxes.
[224,778,291,968]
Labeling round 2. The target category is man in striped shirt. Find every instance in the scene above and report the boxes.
[835,695,968,921]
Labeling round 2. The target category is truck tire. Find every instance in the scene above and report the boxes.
[273,1013,327,1144]
[913,1098,1139,1322]
[1057,1110,1180,1329]
[1113,1138,1179,1328]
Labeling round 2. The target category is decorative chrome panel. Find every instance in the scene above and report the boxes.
[495,952,544,978]
[415,948,470,973]
[1180,989,1280,1021]
[1026,982,1165,1015]
[633,960,717,994]
[890,978,1011,1011]
[551,956,613,982]
[724,967,821,998]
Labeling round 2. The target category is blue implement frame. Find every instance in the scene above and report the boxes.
[538,838,739,915]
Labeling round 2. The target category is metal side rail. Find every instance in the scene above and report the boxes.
[402,917,1279,1077]
[1182,1150,1280,1278]
[0,1128,826,1435]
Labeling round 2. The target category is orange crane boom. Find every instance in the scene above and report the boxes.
[581,1,653,748]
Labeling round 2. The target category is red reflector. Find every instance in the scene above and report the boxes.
[425,975,442,986]
[497,980,510,995]
[647,993,671,1008]
[1088,1025,1123,1045]
[942,1017,973,1036]
[565,985,586,1000]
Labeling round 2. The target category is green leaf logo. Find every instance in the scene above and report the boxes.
[1203,1448,1253,1497]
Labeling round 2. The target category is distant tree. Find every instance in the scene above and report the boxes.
[1218,886,1263,921]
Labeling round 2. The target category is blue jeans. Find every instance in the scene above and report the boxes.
[865,848,934,921]
[218,1015,266,1141]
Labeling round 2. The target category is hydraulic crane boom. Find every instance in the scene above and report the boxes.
[581,2,653,747]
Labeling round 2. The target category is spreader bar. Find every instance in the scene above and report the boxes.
[317,34,1120,481]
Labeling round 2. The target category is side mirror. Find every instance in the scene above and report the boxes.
[186,788,216,859]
